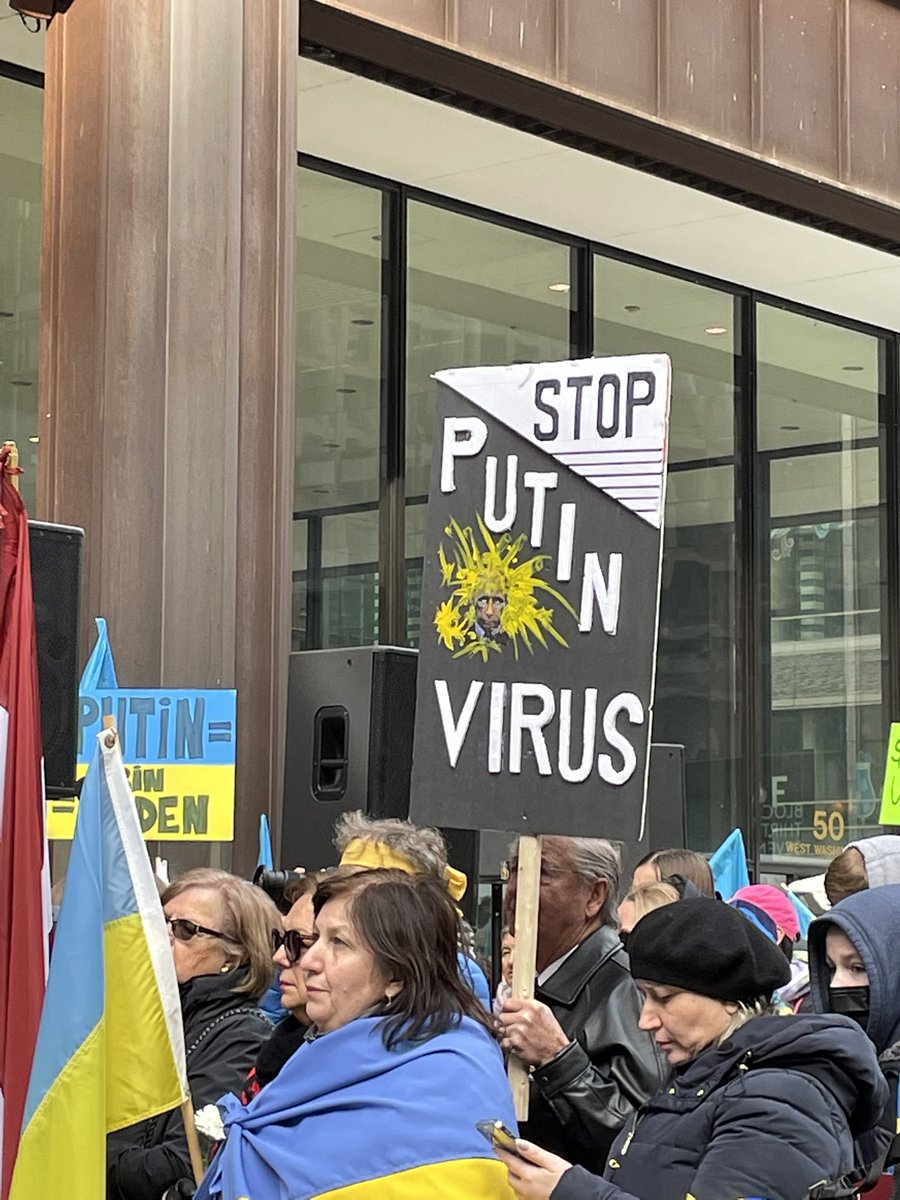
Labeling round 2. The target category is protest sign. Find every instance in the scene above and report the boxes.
[47,688,236,841]
[878,722,900,826]
[409,355,671,841]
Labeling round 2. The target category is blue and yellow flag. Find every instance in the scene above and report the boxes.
[10,730,187,1199]
[710,827,750,899]
[196,1015,517,1200]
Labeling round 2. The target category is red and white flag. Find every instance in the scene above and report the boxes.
[0,448,49,1200]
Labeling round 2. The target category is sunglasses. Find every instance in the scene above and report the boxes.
[272,928,316,965]
[166,916,225,943]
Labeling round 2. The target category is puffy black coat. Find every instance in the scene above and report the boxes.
[107,969,272,1200]
[520,926,666,1172]
[551,1013,887,1200]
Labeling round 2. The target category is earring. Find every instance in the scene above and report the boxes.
[220,963,231,974]
[384,993,394,1010]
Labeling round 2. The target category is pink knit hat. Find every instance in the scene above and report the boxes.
[730,884,799,941]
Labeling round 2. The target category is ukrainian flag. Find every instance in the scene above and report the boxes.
[196,1014,518,1199]
[9,730,187,1199]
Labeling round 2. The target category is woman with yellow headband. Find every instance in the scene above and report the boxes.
[334,811,491,1008]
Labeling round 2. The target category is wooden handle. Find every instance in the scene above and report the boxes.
[507,835,542,1122]
[181,1096,206,1186]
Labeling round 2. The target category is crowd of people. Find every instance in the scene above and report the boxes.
[97,821,900,1200]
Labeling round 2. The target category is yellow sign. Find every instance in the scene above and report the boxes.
[878,722,900,826]
[48,763,235,841]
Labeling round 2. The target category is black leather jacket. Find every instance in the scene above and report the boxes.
[520,925,666,1172]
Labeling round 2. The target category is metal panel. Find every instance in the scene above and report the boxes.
[561,0,658,113]
[848,0,900,198]
[663,0,753,145]
[457,0,557,78]
[759,0,840,178]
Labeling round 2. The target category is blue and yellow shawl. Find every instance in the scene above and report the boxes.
[195,1014,517,1199]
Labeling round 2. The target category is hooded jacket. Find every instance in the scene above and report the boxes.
[845,837,900,890]
[808,883,900,1055]
[551,1013,887,1200]
[808,884,900,1192]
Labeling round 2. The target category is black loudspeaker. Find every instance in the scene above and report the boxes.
[618,742,687,882]
[281,647,418,872]
[28,521,84,792]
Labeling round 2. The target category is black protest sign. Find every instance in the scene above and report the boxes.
[409,355,671,840]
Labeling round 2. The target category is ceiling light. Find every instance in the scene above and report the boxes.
[548,282,570,293]
[29,436,39,444]
[10,379,32,387]
[842,365,864,372]
[780,424,800,432]
[351,319,374,327]
[624,304,641,313]
[322,441,341,449]
[335,387,357,395]
[704,325,728,336]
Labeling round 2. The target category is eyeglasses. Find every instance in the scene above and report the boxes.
[166,916,225,942]
[271,928,316,965]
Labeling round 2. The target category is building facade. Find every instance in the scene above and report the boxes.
[3,0,900,882]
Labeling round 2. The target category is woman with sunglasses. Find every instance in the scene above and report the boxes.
[242,873,320,1103]
[107,868,280,1200]
[194,869,517,1200]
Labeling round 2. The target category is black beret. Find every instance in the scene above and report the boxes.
[627,897,791,1003]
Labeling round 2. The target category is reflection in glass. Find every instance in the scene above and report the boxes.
[294,168,383,648]
[405,201,572,641]
[0,75,42,514]
[595,257,739,850]
[758,305,885,865]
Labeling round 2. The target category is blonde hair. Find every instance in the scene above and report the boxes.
[163,868,280,1000]
[625,881,680,923]
[717,998,773,1045]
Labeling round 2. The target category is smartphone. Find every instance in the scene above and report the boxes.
[476,1119,524,1159]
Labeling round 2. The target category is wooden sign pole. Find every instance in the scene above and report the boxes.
[507,834,542,1122]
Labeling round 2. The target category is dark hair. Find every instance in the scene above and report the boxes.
[312,869,494,1049]
[637,849,715,898]
[282,872,319,908]
[778,934,794,963]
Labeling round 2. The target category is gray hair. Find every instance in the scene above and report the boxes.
[509,836,621,927]
[333,811,449,880]
[568,838,621,926]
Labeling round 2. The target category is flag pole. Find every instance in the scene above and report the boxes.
[101,717,205,1187]
[181,1096,205,1186]
[2,441,19,491]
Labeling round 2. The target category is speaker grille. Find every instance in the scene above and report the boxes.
[28,521,83,791]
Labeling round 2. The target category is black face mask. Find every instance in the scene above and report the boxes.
[828,986,870,1029]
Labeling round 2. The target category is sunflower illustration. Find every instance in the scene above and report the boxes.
[434,516,576,661]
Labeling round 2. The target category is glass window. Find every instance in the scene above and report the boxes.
[595,257,740,851]
[757,304,886,867]
[0,74,43,513]
[294,167,384,649]
[405,201,572,641]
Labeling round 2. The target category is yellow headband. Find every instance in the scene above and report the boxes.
[339,838,468,902]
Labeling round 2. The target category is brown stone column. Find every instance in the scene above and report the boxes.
[38,0,296,876]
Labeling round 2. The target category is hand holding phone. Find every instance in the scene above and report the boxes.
[476,1119,524,1160]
